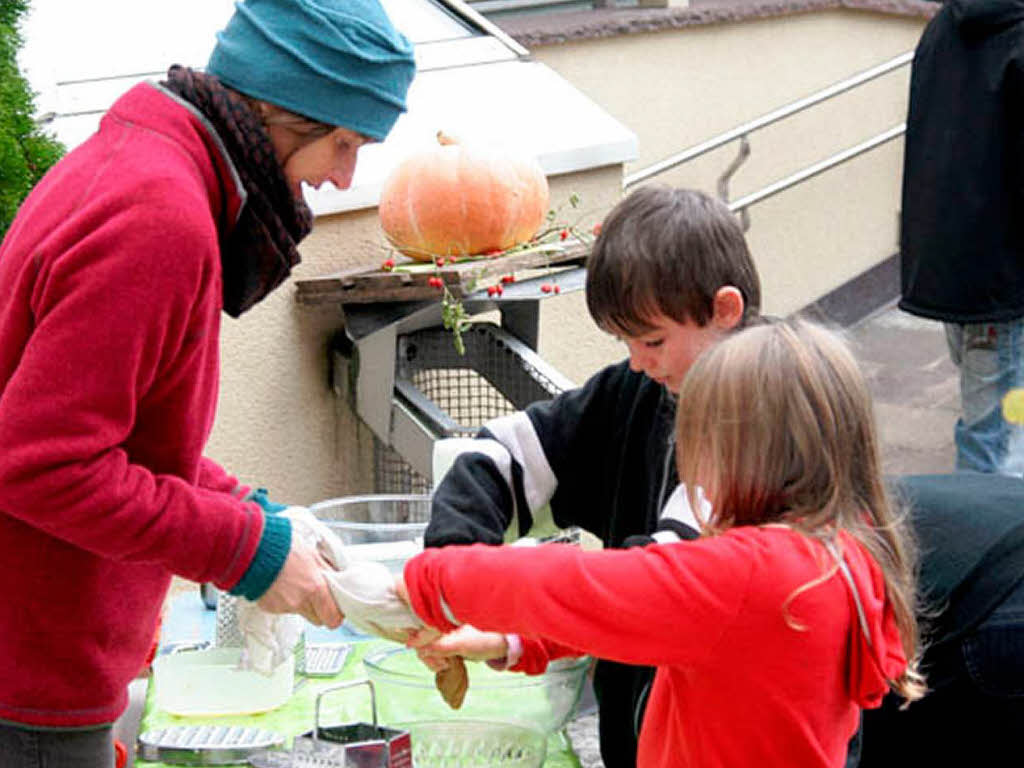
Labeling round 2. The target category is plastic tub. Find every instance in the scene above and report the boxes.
[310,494,431,575]
[363,647,590,734]
[151,647,294,717]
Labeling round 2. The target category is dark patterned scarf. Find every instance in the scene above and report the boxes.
[161,65,313,317]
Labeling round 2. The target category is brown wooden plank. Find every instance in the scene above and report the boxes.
[294,242,588,305]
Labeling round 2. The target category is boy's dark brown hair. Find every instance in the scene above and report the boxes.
[586,186,761,335]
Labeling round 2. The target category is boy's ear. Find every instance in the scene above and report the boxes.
[711,286,744,330]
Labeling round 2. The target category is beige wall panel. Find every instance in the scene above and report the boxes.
[530,10,925,314]
[748,140,905,317]
[538,166,628,384]
[530,11,922,179]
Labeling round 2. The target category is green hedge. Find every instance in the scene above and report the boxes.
[1,0,63,239]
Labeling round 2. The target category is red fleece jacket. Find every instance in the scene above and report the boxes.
[0,83,265,727]
[405,526,908,768]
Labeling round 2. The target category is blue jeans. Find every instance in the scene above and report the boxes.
[0,723,114,768]
[944,321,1024,475]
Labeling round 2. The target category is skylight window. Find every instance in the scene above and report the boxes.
[20,0,523,149]
[19,0,636,216]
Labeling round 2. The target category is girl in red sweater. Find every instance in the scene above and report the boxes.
[401,319,925,768]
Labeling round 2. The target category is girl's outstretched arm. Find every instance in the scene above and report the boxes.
[401,536,760,668]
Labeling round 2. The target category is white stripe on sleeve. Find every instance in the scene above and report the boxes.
[434,437,515,489]
[433,437,520,538]
[660,484,711,530]
[484,411,558,515]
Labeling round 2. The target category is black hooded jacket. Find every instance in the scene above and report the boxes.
[899,0,1024,323]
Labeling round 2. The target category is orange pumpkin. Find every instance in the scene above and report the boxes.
[378,132,550,262]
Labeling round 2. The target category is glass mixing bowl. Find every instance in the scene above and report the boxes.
[363,647,590,734]
[310,494,431,575]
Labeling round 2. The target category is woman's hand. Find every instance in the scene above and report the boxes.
[257,538,343,628]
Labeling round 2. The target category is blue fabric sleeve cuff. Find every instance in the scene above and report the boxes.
[245,487,289,514]
[229,513,292,600]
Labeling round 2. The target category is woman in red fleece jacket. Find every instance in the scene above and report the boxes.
[0,1,413,765]
[402,320,925,768]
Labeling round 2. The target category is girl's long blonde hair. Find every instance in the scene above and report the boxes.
[675,319,925,702]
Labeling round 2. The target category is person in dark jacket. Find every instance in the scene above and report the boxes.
[859,473,1024,765]
[424,185,762,768]
[899,0,1024,475]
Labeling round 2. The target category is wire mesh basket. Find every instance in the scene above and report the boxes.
[395,323,571,439]
[373,438,431,495]
[373,322,572,494]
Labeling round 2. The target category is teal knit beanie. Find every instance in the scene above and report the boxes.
[207,0,416,142]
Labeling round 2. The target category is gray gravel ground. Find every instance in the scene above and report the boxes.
[566,713,603,768]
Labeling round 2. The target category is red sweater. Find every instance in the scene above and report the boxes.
[405,526,908,768]
[0,84,265,727]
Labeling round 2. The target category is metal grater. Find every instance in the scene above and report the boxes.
[249,680,412,768]
[137,724,284,765]
[301,643,352,677]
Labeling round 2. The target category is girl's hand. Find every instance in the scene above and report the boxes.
[392,575,443,647]
[394,574,411,606]
[392,575,508,671]
[411,625,509,671]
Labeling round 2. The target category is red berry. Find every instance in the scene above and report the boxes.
[447,256,457,264]
[435,257,445,267]
[559,229,569,241]
[381,258,395,271]
[501,274,515,284]
[592,223,603,236]
[540,284,552,293]
[487,285,498,297]
[553,285,561,294]
[428,276,443,289]
[496,285,504,296]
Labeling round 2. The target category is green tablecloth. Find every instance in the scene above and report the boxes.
[136,639,581,768]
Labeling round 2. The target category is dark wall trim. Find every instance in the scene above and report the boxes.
[494,0,937,48]
[798,252,900,327]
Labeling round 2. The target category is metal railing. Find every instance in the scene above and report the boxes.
[726,123,906,213]
[623,50,914,223]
